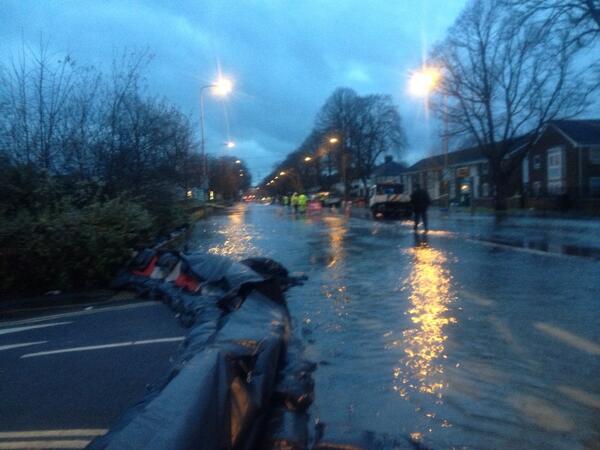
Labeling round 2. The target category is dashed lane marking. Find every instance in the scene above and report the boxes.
[0,429,107,439]
[0,440,90,449]
[0,341,47,351]
[534,322,600,355]
[0,322,71,336]
[20,336,185,358]
[0,302,160,328]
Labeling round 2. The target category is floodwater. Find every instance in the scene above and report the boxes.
[188,203,600,449]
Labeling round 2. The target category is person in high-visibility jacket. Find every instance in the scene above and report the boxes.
[290,192,299,213]
[297,193,308,212]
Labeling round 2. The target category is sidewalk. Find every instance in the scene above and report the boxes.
[342,204,600,260]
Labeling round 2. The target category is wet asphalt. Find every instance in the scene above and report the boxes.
[0,301,185,448]
[189,203,600,450]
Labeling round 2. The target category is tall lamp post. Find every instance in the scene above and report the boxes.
[200,77,233,200]
[409,67,449,209]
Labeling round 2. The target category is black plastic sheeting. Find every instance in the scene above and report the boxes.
[88,250,316,450]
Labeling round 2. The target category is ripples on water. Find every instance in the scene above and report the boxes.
[190,204,600,449]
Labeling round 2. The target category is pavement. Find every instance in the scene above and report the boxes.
[0,300,185,449]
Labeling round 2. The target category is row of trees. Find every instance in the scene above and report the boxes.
[429,0,600,209]
[262,88,406,198]
[0,43,248,294]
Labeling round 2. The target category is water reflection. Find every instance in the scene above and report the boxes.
[323,215,347,268]
[207,204,257,259]
[395,237,455,398]
[321,215,350,312]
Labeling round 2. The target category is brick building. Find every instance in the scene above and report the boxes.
[523,120,600,210]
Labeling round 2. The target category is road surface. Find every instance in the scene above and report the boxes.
[188,203,600,449]
[0,300,185,449]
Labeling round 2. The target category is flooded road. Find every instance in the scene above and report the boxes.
[189,204,600,449]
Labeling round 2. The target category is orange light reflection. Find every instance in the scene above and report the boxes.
[394,243,456,398]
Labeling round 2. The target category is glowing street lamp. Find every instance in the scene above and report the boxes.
[200,75,234,198]
[279,171,286,176]
[408,67,441,97]
[408,66,450,208]
[212,77,233,97]
[304,156,312,162]
[235,159,241,164]
[329,137,339,144]
[225,141,236,149]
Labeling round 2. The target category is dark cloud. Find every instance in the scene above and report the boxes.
[0,0,467,180]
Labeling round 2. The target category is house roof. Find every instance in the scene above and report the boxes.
[550,120,600,146]
[406,146,484,172]
[373,159,407,177]
[406,134,531,173]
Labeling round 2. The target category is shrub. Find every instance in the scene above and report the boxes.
[0,197,153,294]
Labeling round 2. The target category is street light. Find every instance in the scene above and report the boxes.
[408,67,440,97]
[225,141,236,149]
[408,66,449,209]
[329,137,339,144]
[235,159,241,164]
[304,156,312,162]
[200,76,234,199]
[280,171,286,176]
[212,77,233,97]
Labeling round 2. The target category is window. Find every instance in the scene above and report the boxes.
[481,162,489,175]
[590,177,600,196]
[590,148,600,165]
[456,166,470,178]
[533,181,542,196]
[533,155,541,170]
[376,184,404,194]
[547,147,565,195]
[482,182,489,197]
[522,157,529,184]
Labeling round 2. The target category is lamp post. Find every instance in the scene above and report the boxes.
[200,77,233,200]
[409,67,449,209]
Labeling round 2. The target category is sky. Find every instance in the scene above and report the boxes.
[0,0,468,183]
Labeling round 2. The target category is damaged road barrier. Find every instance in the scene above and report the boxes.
[88,250,315,450]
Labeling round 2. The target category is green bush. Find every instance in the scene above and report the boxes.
[0,197,153,294]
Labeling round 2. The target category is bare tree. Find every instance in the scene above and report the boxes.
[317,88,406,198]
[351,94,406,199]
[507,0,600,48]
[430,0,599,209]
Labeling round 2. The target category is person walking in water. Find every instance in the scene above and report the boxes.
[297,192,308,213]
[410,183,430,232]
[290,192,299,213]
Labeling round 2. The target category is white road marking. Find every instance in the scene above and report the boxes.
[534,322,600,355]
[458,289,496,307]
[464,238,571,259]
[21,336,185,358]
[0,301,160,328]
[557,385,600,410]
[0,440,90,449]
[0,341,47,351]
[0,429,106,439]
[0,322,71,336]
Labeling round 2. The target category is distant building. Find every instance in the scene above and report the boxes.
[523,120,600,210]
[402,137,529,207]
[372,155,407,184]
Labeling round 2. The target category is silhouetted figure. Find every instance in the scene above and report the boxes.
[411,183,430,232]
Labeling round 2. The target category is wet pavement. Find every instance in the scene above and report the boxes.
[0,301,185,448]
[189,203,600,449]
